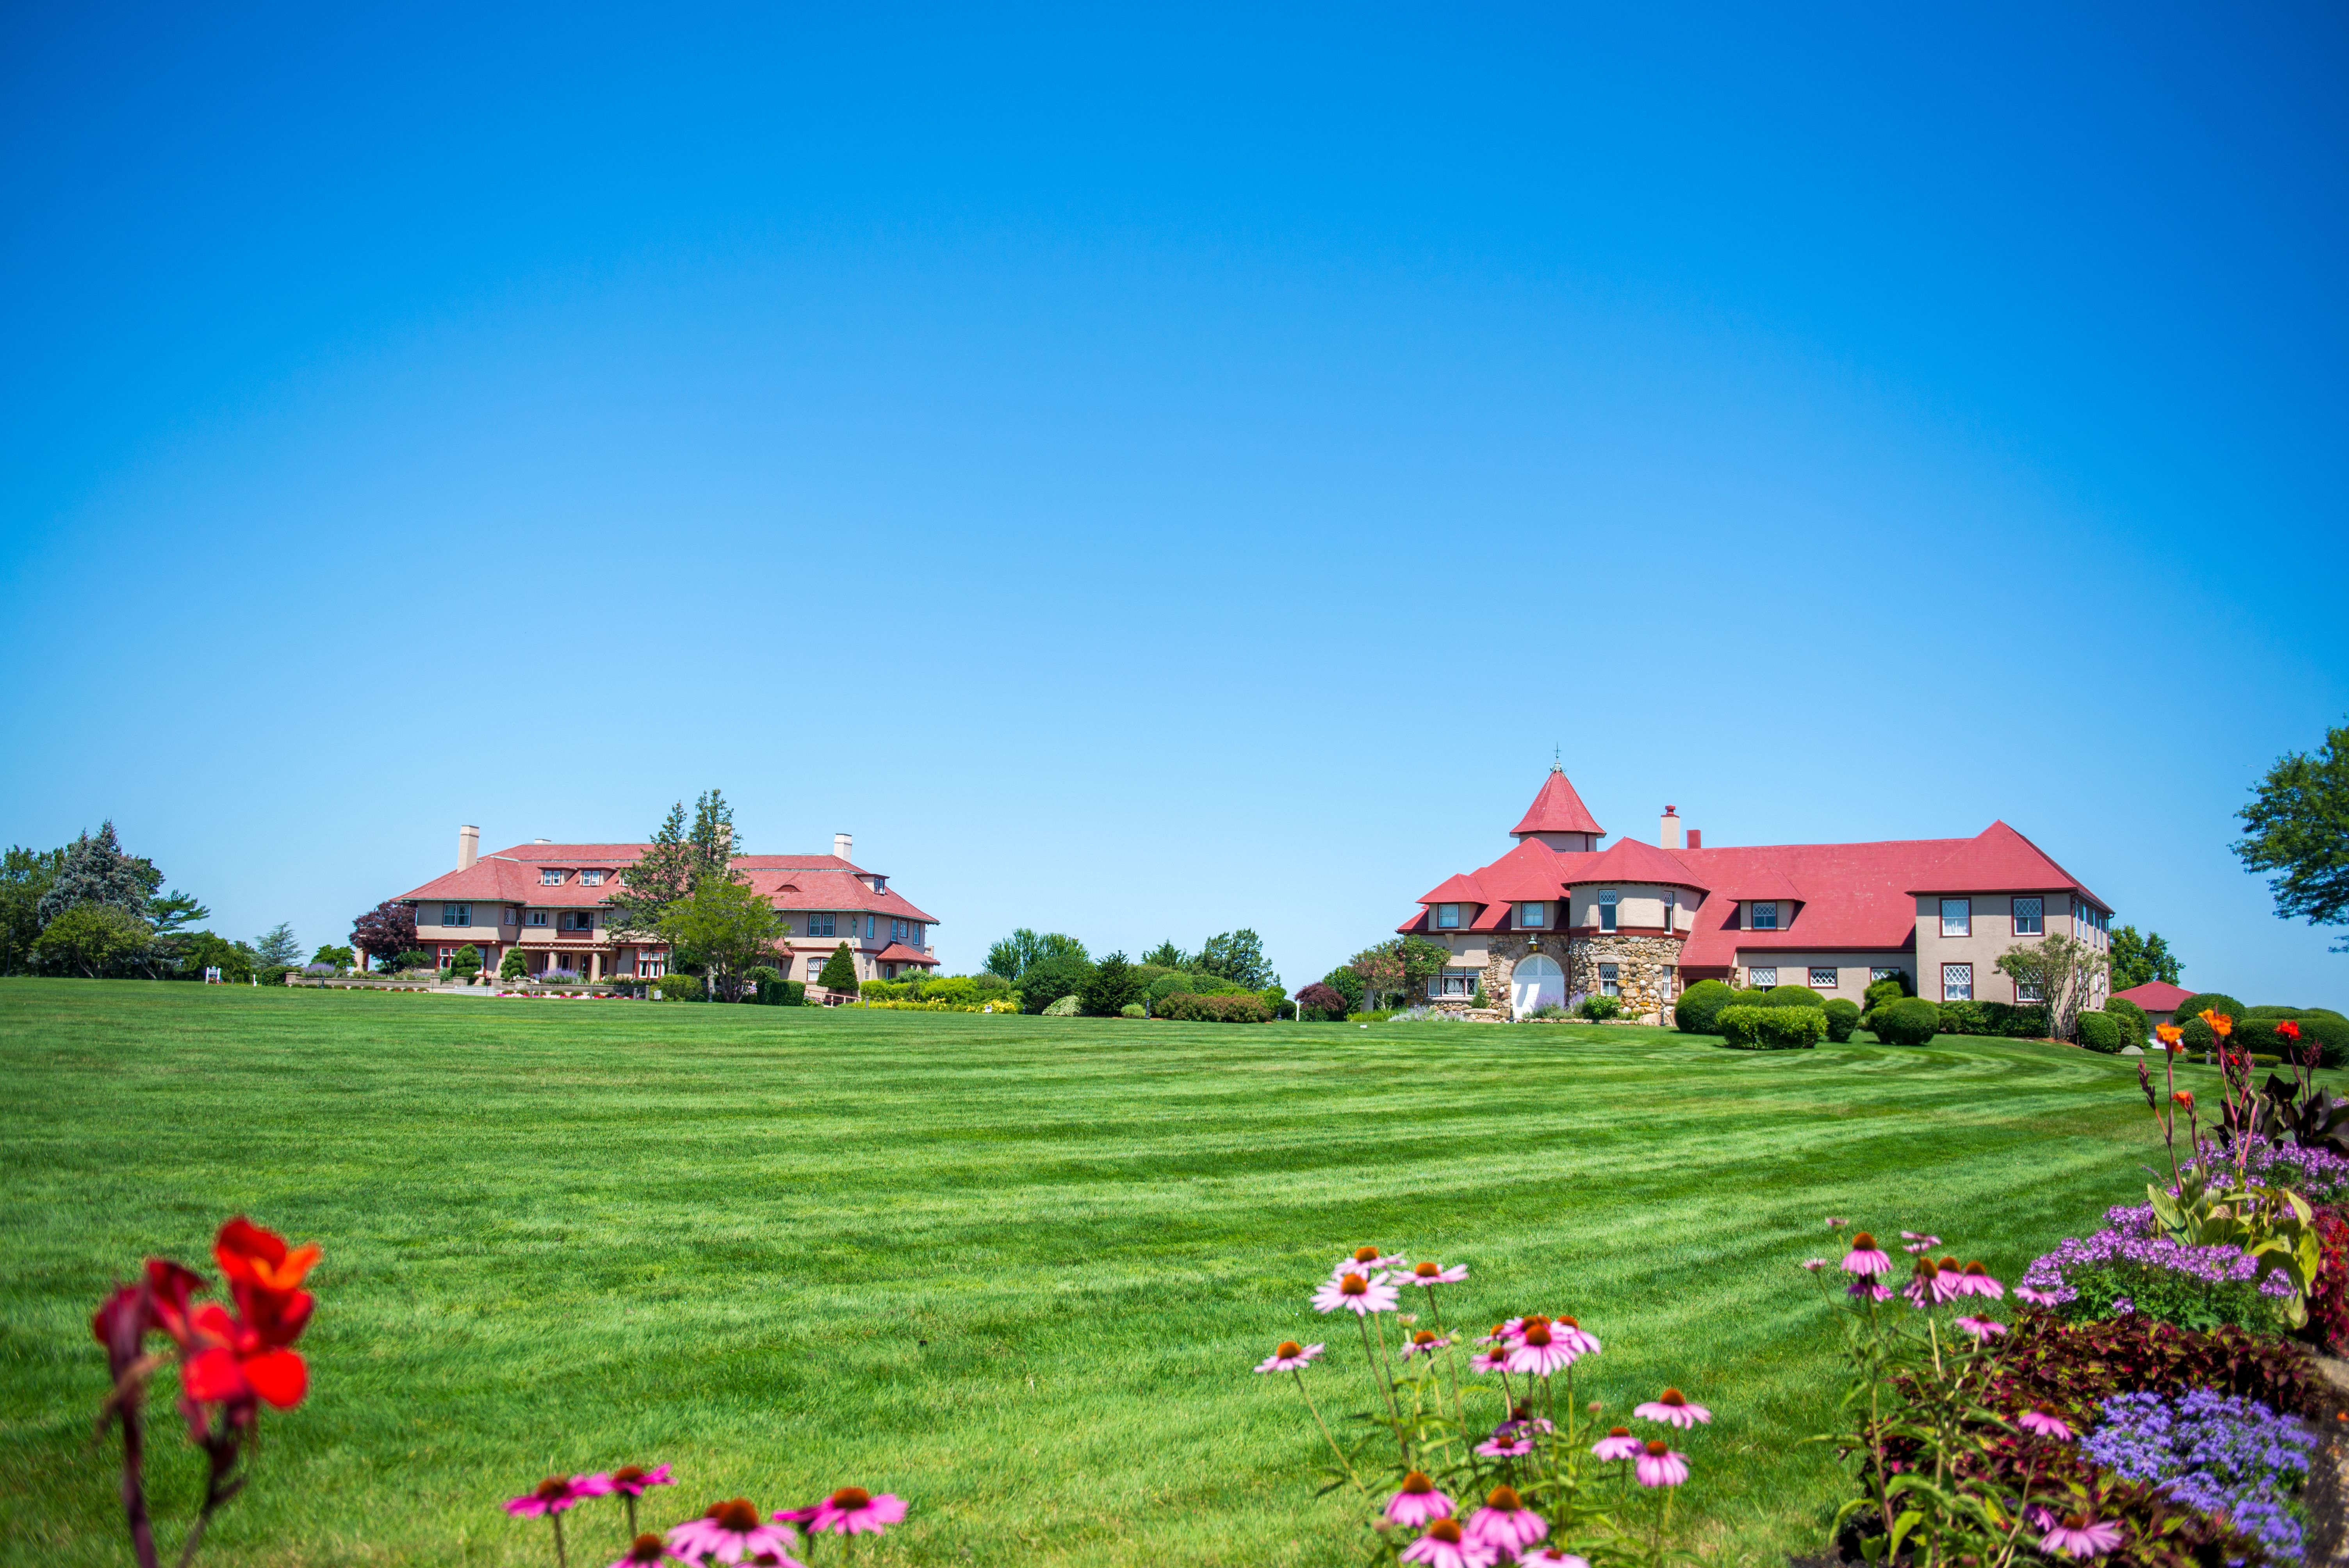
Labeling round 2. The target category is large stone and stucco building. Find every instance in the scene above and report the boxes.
[374,826,939,985]
[1401,766,2113,1021]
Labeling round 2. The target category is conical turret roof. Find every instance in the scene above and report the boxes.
[1510,765,1604,838]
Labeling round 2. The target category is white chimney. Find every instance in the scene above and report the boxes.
[833,832,853,862]
[1660,805,1683,850]
[458,824,480,871]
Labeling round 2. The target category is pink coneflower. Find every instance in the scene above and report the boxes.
[667,1500,802,1565]
[1474,1432,1534,1457]
[2016,1409,2074,1441]
[1903,1256,1961,1309]
[1467,1484,1548,1553]
[1634,1440,1689,1487]
[1955,1317,2007,1340]
[1841,1233,1891,1276]
[1954,1261,2005,1299]
[2014,1285,2062,1307]
[1335,1245,1406,1276]
[1312,1271,1400,1316]
[1801,1258,1828,1272]
[1470,1345,1513,1375]
[807,1487,905,1536]
[1592,1426,1643,1462]
[608,1465,675,1497]
[507,1475,613,1517]
[1847,1279,1892,1303]
[1900,1231,1942,1254]
[1255,1340,1324,1372]
[1825,1217,1847,1229]
[1507,1320,1578,1377]
[1524,1551,1591,1568]
[1399,1518,1499,1568]
[610,1534,686,1566]
[1633,1388,1711,1428]
[1402,1330,1452,1359]
[1384,1471,1454,1527]
[1548,1315,1601,1356]
[1404,1259,1470,1286]
[2039,1514,2123,1558]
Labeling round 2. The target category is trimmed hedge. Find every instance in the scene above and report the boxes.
[1716,1004,1826,1050]
[655,973,703,1001]
[2171,992,2248,1051]
[2237,1013,2349,1069]
[1873,996,1942,1046]
[1154,991,1274,1024]
[1823,998,1861,1043]
[1119,1002,1146,1019]
[1674,979,1738,1034]
[1765,984,1828,1010]
[2104,996,2150,1051]
[1862,976,1911,1012]
[2076,1010,2122,1053]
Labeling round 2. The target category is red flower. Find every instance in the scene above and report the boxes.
[92,1259,206,1355]
[181,1219,320,1411]
[214,1217,322,1296]
[2173,1090,2193,1107]
[2279,1021,2303,1043]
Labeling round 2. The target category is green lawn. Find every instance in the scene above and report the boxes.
[0,981,2209,1566]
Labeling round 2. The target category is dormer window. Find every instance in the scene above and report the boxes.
[1517,902,1547,928]
[1599,890,1618,933]
[540,869,564,886]
[1436,903,1461,930]
[581,870,604,887]
[1750,901,1779,931]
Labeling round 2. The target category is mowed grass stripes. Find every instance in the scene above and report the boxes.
[0,981,2204,1566]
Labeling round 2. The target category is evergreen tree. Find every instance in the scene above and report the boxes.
[1195,928,1276,989]
[1081,951,1142,1016]
[1140,940,1187,969]
[36,822,157,926]
[253,923,303,968]
[817,941,860,995]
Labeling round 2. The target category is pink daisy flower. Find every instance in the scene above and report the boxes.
[1841,1233,1892,1276]
[2014,1285,2062,1307]
[667,1500,802,1565]
[1900,1231,1942,1254]
[1955,1317,2007,1340]
[1847,1279,1892,1303]
[1402,1260,1469,1287]
[1402,1330,1453,1359]
[1548,1315,1600,1356]
[1524,1552,1591,1568]
[1470,1345,1513,1375]
[1801,1258,1829,1272]
[1953,1261,2005,1299]
[1474,1433,1534,1458]
[1633,1387,1710,1427]
[1334,1245,1406,1276]
[2016,1409,2074,1440]
[610,1534,688,1566]
[1592,1427,1643,1462]
[1313,1272,1400,1316]
[1903,1257,1962,1309]
[1634,1441,1689,1488]
[1384,1471,1454,1527]
[807,1487,904,1536]
[1507,1320,1579,1377]
[2039,1515,2124,1558]
[1255,1340,1324,1373]
[1399,1518,1499,1568]
[506,1475,613,1517]
[608,1465,675,1497]
[1466,1485,1547,1554]
[1825,1217,1847,1229]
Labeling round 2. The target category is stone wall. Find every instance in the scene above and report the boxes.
[1566,934,1683,1024]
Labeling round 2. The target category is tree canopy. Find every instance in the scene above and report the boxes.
[1193,929,1277,990]
[984,928,1087,980]
[351,901,418,968]
[2108,925,2183,991]
[2236,721,2349,951]
[1081,951,1142,1016]
[657,873,784,1002]
[608,790,740,937]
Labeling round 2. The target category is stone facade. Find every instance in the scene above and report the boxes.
[1565,934,1682,1025]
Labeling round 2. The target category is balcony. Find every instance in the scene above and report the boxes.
[554,926,601,941]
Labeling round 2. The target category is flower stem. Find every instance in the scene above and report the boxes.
[1293,1370,1367,1495]
[551,1512,568,1568]
[1357,1313,1404,1457]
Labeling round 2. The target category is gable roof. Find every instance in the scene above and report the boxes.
[1511,766,1604,838]
[394,843,936,924]
[1563,836,1709,891]
[873,942,939,967]
[1904,821,2106,908]
[2114,980,2194,1013]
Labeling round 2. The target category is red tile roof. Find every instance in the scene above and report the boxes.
[2114,980,2194,1013]
[1563,836,1709,890]
[394,845,936,925]
[873,942,939,967]
[1511,766,1605,837]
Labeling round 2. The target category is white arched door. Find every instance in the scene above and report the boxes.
[1511,954,1563,1015]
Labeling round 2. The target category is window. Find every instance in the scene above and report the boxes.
[864,914,875,940]
[540,869,564,886]
[1436,903,1461,930]
[1810,967,1837,989]
[807,956,826,978]
[437,946,454,968]
[503,907,519,926]
[1599,962,1620,997]
[1750,901,1778,931]
[560,911,594,931]
[1663,889,1677,930]
[808,912,835,937]
[528,910,549,927]
[1598,890,1617,932]
[890,918,907,943]
[1942,963,1973,1002]
[1518,901,1547,928]
[2012,896,2042,936]
[1940,899,1970,937]
[442,903,471,926]
[1433,966,1479,998]
[911,924,924,946]
[2015,974,2045,1003]
[1749,966,1779,988]
[1870,966,1903,984]
[581,870,604,887]
[2074,898,2108,934]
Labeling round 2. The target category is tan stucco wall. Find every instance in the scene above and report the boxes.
[1732,953,1911,999]
[1911,894,2111,1004]
[1565,883,1689,934]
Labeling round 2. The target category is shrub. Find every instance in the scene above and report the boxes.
[2171,992,2248,1051]
[1873,997,1942,1046]
[1978,1001,2051,1038]
[446,944,481,979]
[1764,984,1826,1010]
[1154,991,1273,1024]
[1936,999,1989,1036]
[1862,975,1912,1011]
[745,964,780,989]
[656,972,703,1001]
[1022,953,1096,1014]
[1295,982,1350,1021]
[2105,995,2150,1051]
[1321,966,1366,1011]
[2246,1004,2301,1018]
[1041,993,1082,1016]
[1579,993,1622,1021]
[1715,1004,1825,1050]
[1146,971,1197,1005]
[2074,1009,2122,1053]
[1674,978,1738,1034]
[1081,951,1143,1016]
[817,943,859,997]
[498,948,528,981]
[394,948,430,971]
[1823,998,1861,1042]
[1119,1002,1146,1019]
[2233,1013,2349,1068]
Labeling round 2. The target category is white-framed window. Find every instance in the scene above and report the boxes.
[1518,901,1547,928]
[1433,966,1478,998]
[808,912,836,937]
[1598,890,1618,932]
[1810,967,1837,989]
[540,868,564,886]
[1599,962,1620,997]
[1749,966,1779,988]
[1940,899,1970,937]
[2074,898,2108,933]
[1436,903,1461,930]
[2016,974,2045,1003]
[864,914,876,940]
[581,870,604,887]
[1942,963,1973,1002]
[560,911,594,931]
[1750,901,1778,931]
[806,955,828,979]
[2012,896,2042,936]
[437,945,454,967]
[442,903,471,926]
[528,910,549,927]
[1870,966,1903,983]
[503,907,519,926]
[1662,889,1676,930]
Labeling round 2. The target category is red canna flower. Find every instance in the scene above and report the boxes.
[214,1217,322,1296]
[182,1301,309,1409]
[2279,1021,2302,1043]
[2173,1090,2193,1107]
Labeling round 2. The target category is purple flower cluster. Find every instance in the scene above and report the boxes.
[2181,1137,2349,1205]
[2019,1206,2297,1306]
[2080,1389,2313,1559]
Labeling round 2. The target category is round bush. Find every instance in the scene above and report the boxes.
[1765,984,1828,1010]
[1041,993,1082,1016]
[1119,1002,1146,1019]
[2104,996,2150,1051]
[1295,982,1351,1021]
[1717,1004,1826,1050]
[2075,1010,2123,1053]
[1873,996,1942,1046]
[1823,997,1861,1043]
[2246,1005,2303,1018]
[1674,979,1737,1034]
[655,972,703,1001]
[2262,1013,2349,1069]
[2171,992,2249,1052]
[1863,976,1911,1012]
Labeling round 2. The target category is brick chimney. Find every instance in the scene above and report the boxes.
[1688,828,1702,849]
[1661,805,1683,850]
[458,824,479,871]
[834,832,853,862]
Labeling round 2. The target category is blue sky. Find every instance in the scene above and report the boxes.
[3,4,2344,1000]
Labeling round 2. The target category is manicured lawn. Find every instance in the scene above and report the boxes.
[0,981,2209,1566]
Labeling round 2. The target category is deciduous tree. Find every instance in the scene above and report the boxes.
[657,874,784,1002]
[984,928,1087,980]
[1995,933,2107,1043]
[351,902,417,969]
[1194,928,1276,990]
[0,845,65,975]
[34,904,153,977]
[2109,925,2183,991]
[2236,721,2349,952]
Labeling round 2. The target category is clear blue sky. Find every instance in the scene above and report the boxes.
[3,4,2344,1000]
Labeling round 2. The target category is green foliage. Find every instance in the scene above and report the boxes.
[1978,1000,2051,1038]
[1823,998,1861,1042]
[1873,996,1943,1046]
[448,944,482,978]
[2171,992,2248,1052]
[1715,1004,1825,1050]
[655,971,704,1001]
[1139,941,1186,969]
[2075,1010,2122,1053]
[1152,991,1274,1023]
[2104,996,2151,1051]
[33,903,153,977]
[1193,929,1277,989]
[1578,993,1621,1021]
[1321,965,1365,1010]
[1018,953,1094,1014]
[1674,978,1738,1034]
[985,929,1088,981]
[1040,992,1082,1016]
[1145,972,1195,1005]
[311,944,355,969]
[175,932,254,983]
[2108,924,2183,990]
[1119,1002,1146,1019]
[816,942,860,996]
[1862,976,1911,1012]
[607,790,739,939]
[36,821,159,927]
[1764,984,1826,1009]
[394,948,431,971]
[659,875,786,1001]
[253,922,303,969]
[0,844,66,974]
[1082,952,1143,1016]
[2237,1012,2349,1069]
[499,948,528,981]
[2235,719,2349,948]
[745,965,781,998]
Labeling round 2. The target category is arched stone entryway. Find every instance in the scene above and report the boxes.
[1511,953,1563,1016]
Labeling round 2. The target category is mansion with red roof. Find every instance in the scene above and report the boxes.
[376,826,939,986]
[1401,766,2114,1023]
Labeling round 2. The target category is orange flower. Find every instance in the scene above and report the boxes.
[2279,1021,2302,1043]
[2199,1008,2233,1039]
[2173,1090,2193,1107]
[2156,1023,2183,1051]
[214,1217,321,1294]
